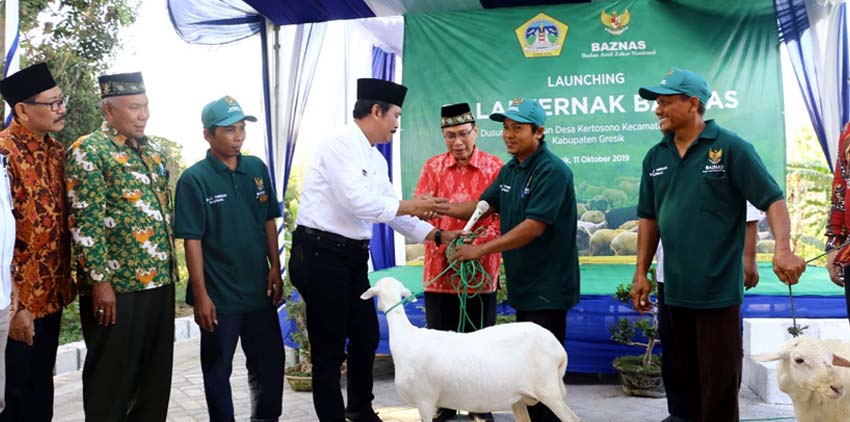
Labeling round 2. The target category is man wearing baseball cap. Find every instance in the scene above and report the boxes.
[174,96,284,422]
[630,68,804,421]
[449,98,581,422]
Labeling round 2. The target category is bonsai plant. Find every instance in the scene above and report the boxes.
[609,267,664,397]
[283,271,312,391]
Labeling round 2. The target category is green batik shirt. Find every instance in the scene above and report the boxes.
[66,122,177,294]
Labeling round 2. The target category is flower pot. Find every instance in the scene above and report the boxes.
[285,367,313,392]
[612,355,665,398]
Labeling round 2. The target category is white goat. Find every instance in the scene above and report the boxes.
[753,336,850,422]
[360,277,580,422]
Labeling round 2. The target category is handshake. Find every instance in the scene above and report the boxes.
[400,195,452,220]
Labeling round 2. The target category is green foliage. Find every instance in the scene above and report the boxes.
[59,300,83,344]
[5,1,140,145]
[610,268,659,368]
[786,127,832,263]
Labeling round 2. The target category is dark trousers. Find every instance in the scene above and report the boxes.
[0,310,61,422]
[289,228,379,422]
[669,305,741,422]
[424,291,496,333]
[201,304,284,422]
[80,284,175,422]
[515,309,567,422]
[657,282,691,419]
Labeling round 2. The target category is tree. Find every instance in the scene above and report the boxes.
[2,1,139,145]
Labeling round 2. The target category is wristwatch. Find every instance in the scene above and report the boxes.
[434,230,443,247]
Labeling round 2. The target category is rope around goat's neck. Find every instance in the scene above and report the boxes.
[383,229,492,332]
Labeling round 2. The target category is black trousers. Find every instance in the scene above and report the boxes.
[80,284,175,422]
[669,305,741,422]
[0,310,62,422]
[424,291,496,333]
[515,309,567,422]
[201,304,284,422]
[289,228,379,422]
[657,282,691,418]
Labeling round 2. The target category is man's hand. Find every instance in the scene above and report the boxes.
[193,292,218,332]
[450,243,484,262]
[630,274,653,314]
[744,259,760,290]
[404,196,450,218]
[772,249,806,286]
[9,308,34,345]
[268,264,283,304]
[441,230,464,245]
[92,281,117,326]
[828,249,844,287]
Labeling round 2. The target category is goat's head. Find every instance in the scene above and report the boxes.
[360,277,415,312]
[754,336,850,400]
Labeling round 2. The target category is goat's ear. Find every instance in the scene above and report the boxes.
[753,352,785,362]
[400,287,417,302]
[833,354,850,368]
[360,287,378,300]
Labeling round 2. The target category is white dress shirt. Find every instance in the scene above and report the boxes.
[0,154,14,309]
[656,201,763,283]
[296,123,433,243]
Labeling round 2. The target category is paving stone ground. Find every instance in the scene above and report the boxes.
[53,337,796,421]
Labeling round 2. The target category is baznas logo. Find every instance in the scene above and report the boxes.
[515,13,569,58]
[601,9,630,35]
[708,148,723,165]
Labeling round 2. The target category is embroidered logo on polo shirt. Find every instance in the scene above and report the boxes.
[703,148,725,174]
[649,166,667,177]
[500,184,512,193]
[206,194,227,204]
[254,177,264,190]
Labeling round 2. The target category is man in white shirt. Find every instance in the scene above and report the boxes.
[289,78,456,422]
[654,203,762,422]
[0,151,15,414]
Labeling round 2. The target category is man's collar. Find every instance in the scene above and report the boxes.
[442,146,485,169]
[7,118,58,150]
[513,141,548,168]
[660,119,719,148]
[101,121,147,148]
[205,149,244,173]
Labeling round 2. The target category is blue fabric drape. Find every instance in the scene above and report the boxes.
[838,3,850,134]
[775,0,831,168]
[370,46,397,270]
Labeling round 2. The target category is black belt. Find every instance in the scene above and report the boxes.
[296,226,370,250]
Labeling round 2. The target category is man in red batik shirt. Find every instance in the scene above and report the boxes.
[826,122,850,321]
[414,102,503,422]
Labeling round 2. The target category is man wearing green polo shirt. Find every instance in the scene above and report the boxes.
[449,98,579,422]
[174,96,284,422]
[630,68,805,422]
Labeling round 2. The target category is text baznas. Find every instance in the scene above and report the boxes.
[475,91,739,118]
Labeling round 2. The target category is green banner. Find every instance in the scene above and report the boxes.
[401,0,784,256]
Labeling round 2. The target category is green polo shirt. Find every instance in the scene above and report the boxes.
[174,151,280,314]
[481,142,580,311]
[637,120,783,309]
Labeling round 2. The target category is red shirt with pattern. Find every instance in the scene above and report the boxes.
[0,119,75,318]
[415,147,503,294]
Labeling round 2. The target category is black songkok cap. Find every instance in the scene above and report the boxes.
[440,103,475,128]
[99,72,146,98]
[357,78,407,107]
[0,63,57,108]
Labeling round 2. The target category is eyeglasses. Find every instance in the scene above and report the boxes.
[23,95,69,112]
[443,128,474,141]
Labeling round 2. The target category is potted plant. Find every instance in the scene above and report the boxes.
[283,276,313,392]
[609,267,665,397]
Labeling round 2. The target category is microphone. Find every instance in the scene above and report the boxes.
[462,201,490,232]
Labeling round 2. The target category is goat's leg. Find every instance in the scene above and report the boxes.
[416,402,438,422]
[512,400,531,422]
[536,391,580,422]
